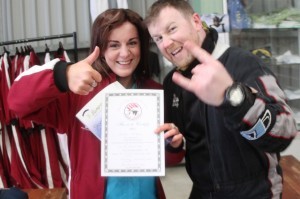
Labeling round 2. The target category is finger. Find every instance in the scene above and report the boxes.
[81,83,95,93]
[170,123,178,130]
[84,46,100,65]
[85,46,102,83]
[90,80,97,88]
[169,134,183,148]
[73,86,91,95]
[91,71,102,83]
[184,40,212,64]
[174,133,183,141]
[165,132,182,145]
[172,71,193,92]
[165,124,179,143]
[154,123,170,133]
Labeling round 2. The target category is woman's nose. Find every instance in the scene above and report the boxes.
[119,45,131,57]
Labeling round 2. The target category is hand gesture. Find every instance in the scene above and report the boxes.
[172,41,233,106]
[155,123,183,148]
[67,46,103,95]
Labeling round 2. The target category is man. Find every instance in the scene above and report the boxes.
[148,0,297,198]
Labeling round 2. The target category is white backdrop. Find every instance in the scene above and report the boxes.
[0,0,160,53]
[0,0,91,51]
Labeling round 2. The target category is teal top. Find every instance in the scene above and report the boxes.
[105,176,156,199]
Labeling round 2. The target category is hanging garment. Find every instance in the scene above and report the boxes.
[29,48,41,66]
[8,124,46,189]
[15,48,25,78]
[0,55,4,121]
[0,53,14,124]
[10,51,18,83]
[40,127,68,188]
[0,123,11,188]
[0,146,9,188]
[54,42,71,62]
[44,44,51,63]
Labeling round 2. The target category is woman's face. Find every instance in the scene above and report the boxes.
[104,21,141,86]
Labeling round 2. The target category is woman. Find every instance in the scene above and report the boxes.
[8,9,184,199]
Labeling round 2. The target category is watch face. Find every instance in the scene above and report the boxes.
[229,85,245,106]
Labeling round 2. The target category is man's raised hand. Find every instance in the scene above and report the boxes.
[172,41,233,106]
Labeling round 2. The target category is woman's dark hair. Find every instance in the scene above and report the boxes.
[90,8,151,78]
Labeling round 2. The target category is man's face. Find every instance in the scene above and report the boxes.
[147,7,204,70]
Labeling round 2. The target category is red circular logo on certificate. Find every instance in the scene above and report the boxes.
[124,103,142,120]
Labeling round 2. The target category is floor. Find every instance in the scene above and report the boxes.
[160,163,192,199]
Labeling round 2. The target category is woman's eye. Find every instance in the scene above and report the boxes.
[108,43,120,48]
[128,41,138,46]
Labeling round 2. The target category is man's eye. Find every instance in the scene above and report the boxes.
[154,37,162,43]
[169,26,176,33]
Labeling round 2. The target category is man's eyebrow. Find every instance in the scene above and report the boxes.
[151,34,160,38]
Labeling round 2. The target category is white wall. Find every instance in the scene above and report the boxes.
[0,0,90,51]
[281,134,300,160]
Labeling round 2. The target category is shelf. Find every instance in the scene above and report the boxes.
[231,28,300,31]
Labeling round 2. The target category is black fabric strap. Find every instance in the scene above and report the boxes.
[219,83,256,130]
[53,61,73,92]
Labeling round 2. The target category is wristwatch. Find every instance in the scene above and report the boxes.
[223,82,246,107]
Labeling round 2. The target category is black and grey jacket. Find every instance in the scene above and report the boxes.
[164,29,297,199]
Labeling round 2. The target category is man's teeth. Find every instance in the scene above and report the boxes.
[171,47,182,56]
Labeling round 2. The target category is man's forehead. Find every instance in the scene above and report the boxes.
[148,19,174,35]
[148,8,179,26]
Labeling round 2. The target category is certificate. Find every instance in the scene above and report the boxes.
[101,89,165,176]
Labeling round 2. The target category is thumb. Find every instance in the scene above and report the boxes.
[172,72,192,92]
[84,46,100,65]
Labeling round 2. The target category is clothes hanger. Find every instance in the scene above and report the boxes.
[45,43,50,53]
[59,41,64,49]
[3,46,10,55]
[28,44,33,52]
[24,45,30,55]
[20,46,25,56]
[15,47,20,55]
[57,41,65,56]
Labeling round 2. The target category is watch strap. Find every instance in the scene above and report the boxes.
[219,83,256,129]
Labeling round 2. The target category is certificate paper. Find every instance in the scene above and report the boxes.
[76,82,124,140]
[101,89,165,176]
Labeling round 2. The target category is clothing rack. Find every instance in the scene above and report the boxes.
[0,32,78,62]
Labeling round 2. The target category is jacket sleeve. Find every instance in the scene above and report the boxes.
[221,50,297,153]
[165,142,185,166]
[8,58,72,132]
